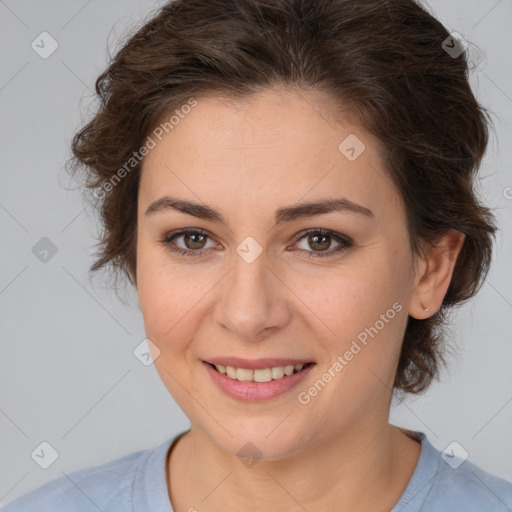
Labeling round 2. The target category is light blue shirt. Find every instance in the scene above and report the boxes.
[2,430,512,511]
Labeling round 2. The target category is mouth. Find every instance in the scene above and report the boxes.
[204,360,316,383]
[202,358,316,401]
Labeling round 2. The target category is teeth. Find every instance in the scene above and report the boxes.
[213,363,306,382]
[253,368,272,382]
[236,368,254,381]
[284,365,295,376]
[271,366,284,379]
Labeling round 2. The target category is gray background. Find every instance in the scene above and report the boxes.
[1,0,511,506]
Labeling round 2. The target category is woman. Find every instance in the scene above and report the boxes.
[4,0,511,510]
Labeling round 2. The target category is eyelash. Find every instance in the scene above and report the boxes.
[159,228,353,259]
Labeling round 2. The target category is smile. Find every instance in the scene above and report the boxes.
[202,360,316,401]
[207,362,314,383]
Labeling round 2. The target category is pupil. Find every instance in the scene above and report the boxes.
[311,234,329,251]
[187,233,205,249]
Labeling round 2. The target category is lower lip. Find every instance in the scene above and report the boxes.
[203,361,315,402]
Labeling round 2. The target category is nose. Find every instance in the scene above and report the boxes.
[213,249,290,342]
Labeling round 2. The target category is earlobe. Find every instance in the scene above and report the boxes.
[408,229,465,319]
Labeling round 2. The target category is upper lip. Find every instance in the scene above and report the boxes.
[204,357,315,369]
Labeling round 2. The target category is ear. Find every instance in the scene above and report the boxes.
[408,229,465,319]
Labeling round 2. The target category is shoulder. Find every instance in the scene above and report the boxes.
[1,446,153,512]
[393,430,512,512]
[424,443,512,511]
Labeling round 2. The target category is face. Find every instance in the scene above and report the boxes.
[136,87,418,460]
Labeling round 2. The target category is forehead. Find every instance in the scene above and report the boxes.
[139,88,400,221]
[149,88,367,153]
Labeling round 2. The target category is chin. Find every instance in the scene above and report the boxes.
[207,421,310,463]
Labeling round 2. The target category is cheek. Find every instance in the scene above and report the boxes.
[137,241,183,343]
[297,254,404,335]
[136,241,216,350]
[290,247,410,386]
[138,272,199,344]
[293,265,407,419]
[136,246,211,413]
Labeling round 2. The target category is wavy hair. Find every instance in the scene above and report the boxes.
[67,0,497,395]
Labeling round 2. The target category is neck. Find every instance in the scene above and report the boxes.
[167,421,421,512]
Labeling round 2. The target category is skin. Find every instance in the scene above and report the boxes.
[136,86,464,511]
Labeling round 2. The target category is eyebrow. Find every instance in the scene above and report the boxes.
[145,196,374,225]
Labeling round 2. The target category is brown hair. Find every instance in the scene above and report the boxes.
[67,0,497,395]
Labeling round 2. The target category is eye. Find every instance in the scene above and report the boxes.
[291,228,353,259]
[159,228,217,257]
[159,228,353,258]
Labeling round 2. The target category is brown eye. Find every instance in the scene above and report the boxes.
[306,233,331,252]
[160,228,352,259]
[293,229,353,258]
[181,232,208,250]
[160,228,215,257]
